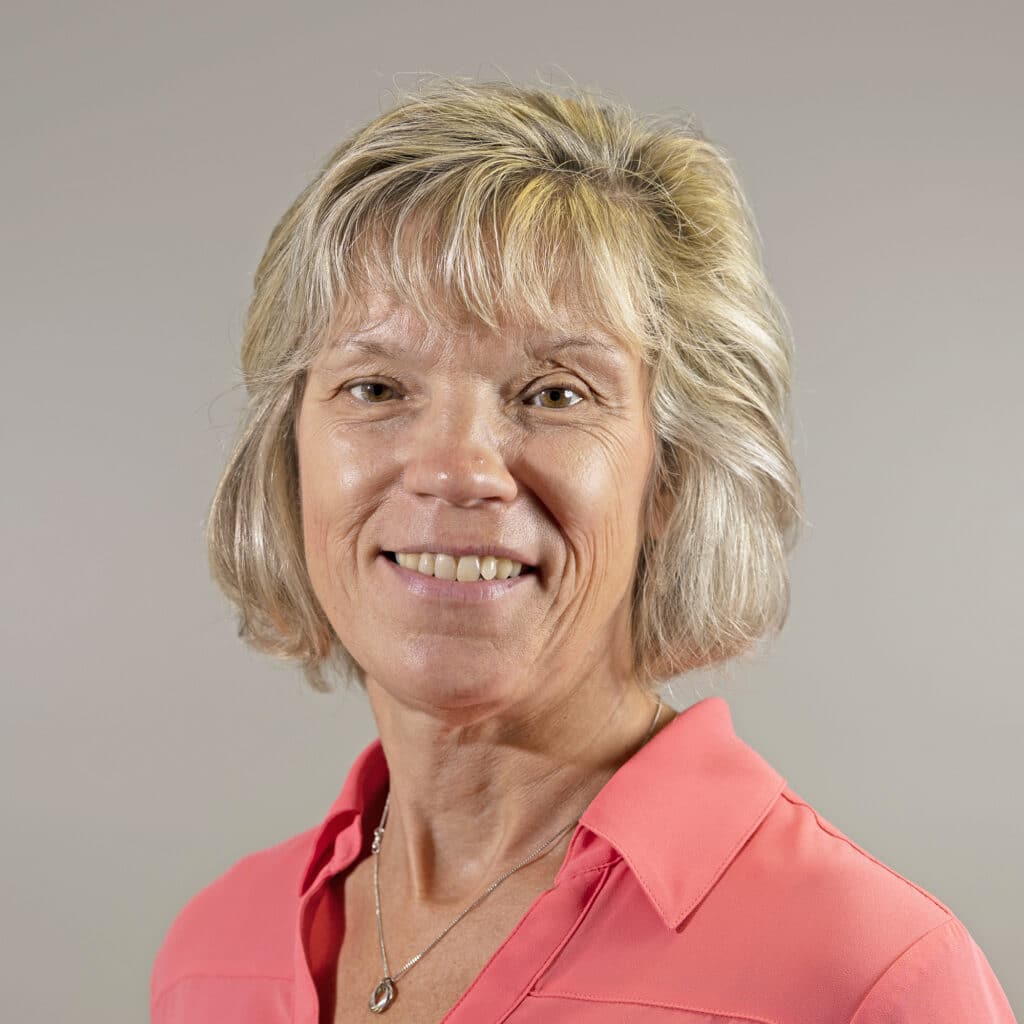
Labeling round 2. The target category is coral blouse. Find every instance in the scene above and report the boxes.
[151,696,1016,1022]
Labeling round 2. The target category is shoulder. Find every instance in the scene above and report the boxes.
[530,775,1014,1020]
[729,785,1013,1020]
[150,824,319,1010]
[761,784,956,923]
[846,912,1016,1022]
[751,785,955,961]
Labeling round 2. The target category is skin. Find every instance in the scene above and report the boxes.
[295,288,677,1019]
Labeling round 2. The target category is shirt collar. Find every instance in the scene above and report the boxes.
[299,696,785,931]
[298,735,389,896]
[578,694,786,929]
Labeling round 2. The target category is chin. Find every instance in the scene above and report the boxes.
[369,657,526,721]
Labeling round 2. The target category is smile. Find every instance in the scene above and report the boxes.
[378,552,537,604]
[387,550,532,582]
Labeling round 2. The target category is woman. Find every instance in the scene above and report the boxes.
[150,78,1015,1022]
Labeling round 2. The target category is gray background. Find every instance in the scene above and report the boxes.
[2,2,1021,1020]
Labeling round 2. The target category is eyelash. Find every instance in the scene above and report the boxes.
[341,379,587,410]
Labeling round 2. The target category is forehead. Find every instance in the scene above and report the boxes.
[320,288,635,366]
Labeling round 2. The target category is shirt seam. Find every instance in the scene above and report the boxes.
[151,971,294,1012]
[669,776,786,929]
[779,789,954,918]
[557,854,622,882]
[505,862,617,1021]
[846,915,958,1024]
[443,860,615,1022]
[526,990,780,1023]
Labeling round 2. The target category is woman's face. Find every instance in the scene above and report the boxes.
[295,290,657,717]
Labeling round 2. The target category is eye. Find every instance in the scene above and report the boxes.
[340,379,586,409]
[525,383,585,410]
[345,380,399,403]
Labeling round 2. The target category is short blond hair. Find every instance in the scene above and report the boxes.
[207,75,804,694]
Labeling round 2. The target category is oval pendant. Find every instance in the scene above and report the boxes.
[369,977,395,1013]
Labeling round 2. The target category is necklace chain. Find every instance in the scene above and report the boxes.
[367,700,665,1013]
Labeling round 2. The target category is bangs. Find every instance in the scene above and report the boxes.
[299,167,663,362]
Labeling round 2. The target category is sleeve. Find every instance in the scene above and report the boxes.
[849,915,1017,1023]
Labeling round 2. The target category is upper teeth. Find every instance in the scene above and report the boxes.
[395,552,525,582]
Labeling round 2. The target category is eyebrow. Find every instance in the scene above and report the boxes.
[327,332,627,364]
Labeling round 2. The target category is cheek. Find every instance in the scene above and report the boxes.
[297,412,399,582]
[295,450,334,595]
[535,424,651,566]
[299,398,366,498]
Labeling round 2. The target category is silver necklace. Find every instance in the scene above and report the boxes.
[367,700,665,1013]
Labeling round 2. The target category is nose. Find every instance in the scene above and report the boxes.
[402,389,518,508]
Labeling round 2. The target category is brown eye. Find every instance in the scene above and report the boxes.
[347,380,399,403]
[527,384,585,410]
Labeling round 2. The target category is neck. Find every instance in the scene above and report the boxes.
[364,673,672,908]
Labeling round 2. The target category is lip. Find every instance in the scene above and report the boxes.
[377,553,536,604]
